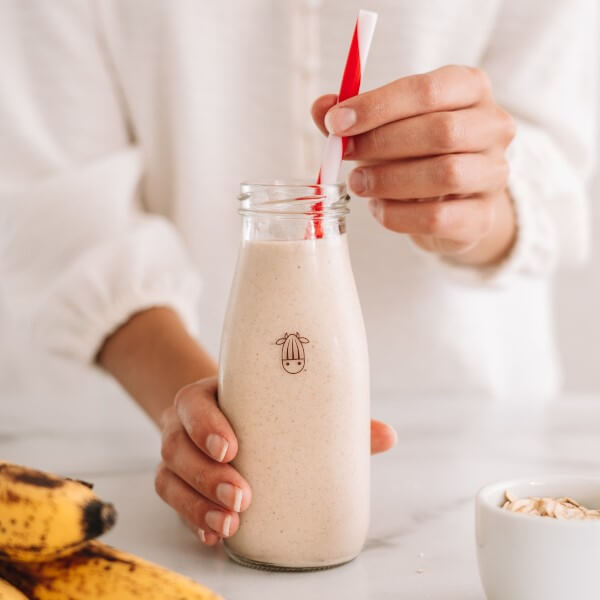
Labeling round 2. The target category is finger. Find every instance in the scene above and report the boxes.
[349,153,508,200]
[155,463,240,538]
[346,107,514,161]
[371,419,397,455]
[161,417,252,512]
[182,516,221,546]
[311,94,338,137]
[325,65,492,136]
[368,196,495,244]
[197,528,221,546]
[174,377,238,463]
[410,233,479,256]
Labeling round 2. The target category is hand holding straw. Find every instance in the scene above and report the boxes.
[318,10,378,185]
[309,9,378,238]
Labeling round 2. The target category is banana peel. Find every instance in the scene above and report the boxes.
[0,541,222,600]
[0,462,116,562]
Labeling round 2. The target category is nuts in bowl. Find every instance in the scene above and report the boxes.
[502,491,600,520]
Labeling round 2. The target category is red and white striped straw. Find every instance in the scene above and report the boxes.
[318,9,378,184]
[310,9,378,238]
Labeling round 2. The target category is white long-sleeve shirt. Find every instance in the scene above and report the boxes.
[0,0,597,399]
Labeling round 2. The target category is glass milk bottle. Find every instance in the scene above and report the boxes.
[218,182,370,571]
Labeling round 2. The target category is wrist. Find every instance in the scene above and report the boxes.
[97,307,217,424]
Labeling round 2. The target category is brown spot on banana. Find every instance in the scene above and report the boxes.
[3,490,22,504]
[0,465,64,490]
[0,560,42,599]
[82,501,117,540]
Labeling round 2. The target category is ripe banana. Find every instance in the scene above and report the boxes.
[0,578,28,600]
[0,462,116,562]
[0,541,222,600]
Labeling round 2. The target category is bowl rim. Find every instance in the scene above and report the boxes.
[476,475,600,525]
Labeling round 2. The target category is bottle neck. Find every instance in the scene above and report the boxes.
[239,182,349,242]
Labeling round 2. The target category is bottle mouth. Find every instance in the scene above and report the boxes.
[239,181,350,217]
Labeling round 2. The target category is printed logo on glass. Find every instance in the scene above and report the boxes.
[276,332,310,374]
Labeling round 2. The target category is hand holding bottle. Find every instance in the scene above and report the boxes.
[98,308,397,549]
[157,377,397,547]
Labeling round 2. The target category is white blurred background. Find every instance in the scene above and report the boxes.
[554,130,600,393]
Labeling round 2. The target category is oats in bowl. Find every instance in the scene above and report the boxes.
[502,491,600,520]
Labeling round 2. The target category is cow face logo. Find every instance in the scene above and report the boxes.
[276,332,310,374]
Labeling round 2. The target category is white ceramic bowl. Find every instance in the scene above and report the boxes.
[476,475,600,600]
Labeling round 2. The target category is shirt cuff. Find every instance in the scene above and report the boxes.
[32,217,201,362]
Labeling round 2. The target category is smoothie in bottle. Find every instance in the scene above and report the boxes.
[218,182,370,570]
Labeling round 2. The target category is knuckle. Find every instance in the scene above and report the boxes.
[174,378,215,411]
[434,112,461,151]
[437,155,465,191]
[423,204,447,235]
[161,427,181,463]
[192,466,209,491]
[154,465,169,499]
[417,73,441,109]
[471,67,492,93]
[368,127,387,155]
[173,383,192,411]
[158,405,175,430]
[188,497,208,525]
[497,107,516,143]
[378,202,391,229]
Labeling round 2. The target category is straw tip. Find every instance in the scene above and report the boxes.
[359,9,378,22]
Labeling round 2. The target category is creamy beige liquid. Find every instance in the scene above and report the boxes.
[218,234,370,569]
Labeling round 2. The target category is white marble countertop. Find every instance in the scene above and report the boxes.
[2,364,599,599]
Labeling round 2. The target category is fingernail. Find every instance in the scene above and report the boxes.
[198,528,206,543]
[343,137,355,157]
[216,482,244,512]
[349,169,367,194]
[206,434,228,462]
[206,510,232,537]
[223,515,232,537]
[325,107,357,134]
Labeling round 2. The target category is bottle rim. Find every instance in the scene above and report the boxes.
[239,180,350,218]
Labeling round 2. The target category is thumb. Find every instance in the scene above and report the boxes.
[311,94,338,136]
[175,377,238,463]
[371,419,397,455]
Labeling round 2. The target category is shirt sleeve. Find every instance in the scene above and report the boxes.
[0,1,201,362]
[439,0,598,285]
